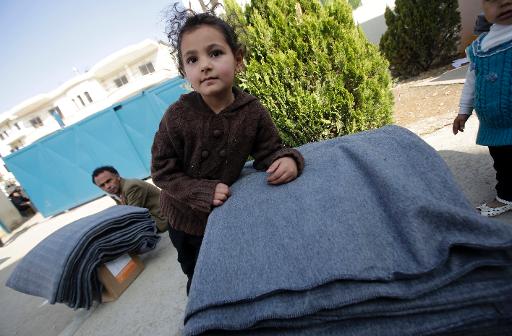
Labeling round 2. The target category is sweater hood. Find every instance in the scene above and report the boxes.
[178,87,258,115]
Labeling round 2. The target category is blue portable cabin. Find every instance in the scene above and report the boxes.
[3,77,189,217]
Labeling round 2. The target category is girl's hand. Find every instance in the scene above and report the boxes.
[267,157,298,185]
[452,114,470,135]
[213,183,230,206]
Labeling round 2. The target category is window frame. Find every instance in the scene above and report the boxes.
[139,62,155,76]
[114,75,129,88]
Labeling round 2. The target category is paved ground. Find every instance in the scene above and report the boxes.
[1,88,511,336]
[0,196,187,336]
[419,64,468,85]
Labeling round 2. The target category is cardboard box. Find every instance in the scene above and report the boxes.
[97,254,144,302]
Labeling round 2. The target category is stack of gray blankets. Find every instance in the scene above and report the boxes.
[6,205,160,309]
[184,125,512,335]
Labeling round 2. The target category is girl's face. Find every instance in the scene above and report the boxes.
[180,25,243,105]
[482,0,512,25]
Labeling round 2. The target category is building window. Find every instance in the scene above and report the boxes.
[139,62,155,76]
[77,95,85,106]
[84,91,93,103]
[114,75,129,88]
[0,130,11,140]
[14,122,20,130]
[49,106,63,118]
[30,116,44,128]
[49,107,65,128]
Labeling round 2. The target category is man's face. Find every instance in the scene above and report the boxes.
[94,171,121,195]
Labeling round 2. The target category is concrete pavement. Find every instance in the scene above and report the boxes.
[1,115,511,336]
[0,196,187,336]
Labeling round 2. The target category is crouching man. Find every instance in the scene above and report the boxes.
[92,166,167,233]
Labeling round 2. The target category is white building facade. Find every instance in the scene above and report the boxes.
[0,39,178,189]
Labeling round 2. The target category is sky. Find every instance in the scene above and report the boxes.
[0,0,180,114]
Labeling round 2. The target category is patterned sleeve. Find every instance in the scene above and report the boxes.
[251,103,304,174]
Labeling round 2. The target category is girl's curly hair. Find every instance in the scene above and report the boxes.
[164,2,243,77]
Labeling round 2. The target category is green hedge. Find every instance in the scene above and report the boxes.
[226,0,393,147]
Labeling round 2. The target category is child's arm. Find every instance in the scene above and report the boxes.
[453,114,470,134]
[250,104,304,184]
[213,183,230,206]
[151,116,220,212]
[453,61,475,135]
[266,157,298,185]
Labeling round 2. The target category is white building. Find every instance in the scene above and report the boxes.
[0,39,177,157]
[0,39,178,190]
[353,0,395,44]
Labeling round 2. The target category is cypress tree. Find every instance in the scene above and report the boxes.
[379,0,461,78]
[225,0,393,147]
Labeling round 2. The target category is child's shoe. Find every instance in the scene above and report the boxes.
[478,197,512,217]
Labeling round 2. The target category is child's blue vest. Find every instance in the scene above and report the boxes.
[467,34,512,146]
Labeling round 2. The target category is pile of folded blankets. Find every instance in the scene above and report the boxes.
[6,205,160,309]
[184,125,512,335]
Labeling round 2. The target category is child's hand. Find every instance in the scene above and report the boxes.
[267,157,298,185]
[452,114,470,135]
[213,183,230,206]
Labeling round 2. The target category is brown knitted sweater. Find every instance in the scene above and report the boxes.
[151,88,304,236]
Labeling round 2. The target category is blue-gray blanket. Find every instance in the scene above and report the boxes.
[6,205,160,309]
[184,125,512,335]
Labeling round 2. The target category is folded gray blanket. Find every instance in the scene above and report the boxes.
[184,125,512,335]
[6,205,160,309]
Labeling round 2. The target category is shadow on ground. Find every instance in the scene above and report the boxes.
[438,149,512,223]
[0,261,79,336]
[2,219,40,247]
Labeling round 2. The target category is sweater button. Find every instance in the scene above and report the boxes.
[219,149,226,157]
[213,129,222,137]
[485,73,498,82]
[201,150,209,158]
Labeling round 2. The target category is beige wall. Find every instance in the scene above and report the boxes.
[353,0,395,44]
[458,0,483,51]
[0,192,23,235]
[354,0,482,50]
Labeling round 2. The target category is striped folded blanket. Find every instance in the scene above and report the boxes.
[6,205,160,309]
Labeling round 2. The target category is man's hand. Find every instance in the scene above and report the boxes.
[267,157,298,185]
[452,114,470,135]
[213,183,230,206]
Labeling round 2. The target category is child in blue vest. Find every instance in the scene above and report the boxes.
[452,0,512,217]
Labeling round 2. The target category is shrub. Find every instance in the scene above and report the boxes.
[379,0,461,78]
[225,0,393,147]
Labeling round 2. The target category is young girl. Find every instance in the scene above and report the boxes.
[151,11,304,294]
[452,0,512,217]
